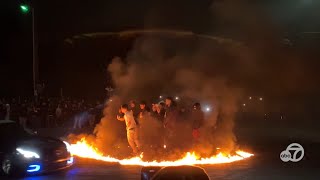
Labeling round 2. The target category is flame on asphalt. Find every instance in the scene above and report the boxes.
[69,138,254,166]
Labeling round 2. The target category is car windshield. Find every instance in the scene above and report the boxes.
[0,122,31,138]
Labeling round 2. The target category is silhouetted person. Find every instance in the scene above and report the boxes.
[19,104,28,129]
[129,100,140,125]
[163,97,178,149]
[139,101,150,125]
[5,104,10,120]
[191,103,204,142]
[0,102,5,119]
[56,104,62,126]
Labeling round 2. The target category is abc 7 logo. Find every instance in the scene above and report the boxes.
[280,143,304,162]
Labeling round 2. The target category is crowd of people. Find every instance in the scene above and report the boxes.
[117,97,205,154]
[0,97,103,129]
[0,96,206,154]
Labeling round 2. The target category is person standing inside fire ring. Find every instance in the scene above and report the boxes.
[138,101,151,125]
[117,104,141,155]
[163,97,179,149]
[191,103,204,144]
[129,100,140,121]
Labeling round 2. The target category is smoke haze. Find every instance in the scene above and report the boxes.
[70,0,316,157]
[91,33,248,156]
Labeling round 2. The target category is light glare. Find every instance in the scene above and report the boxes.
[16,148,40,159]
[63,141,71,152]
[67,157,74,164]
[27,164,41,172]
[20,5,30,13]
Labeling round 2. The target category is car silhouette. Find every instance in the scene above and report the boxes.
[0,120,73,176]
[141,165,210,180]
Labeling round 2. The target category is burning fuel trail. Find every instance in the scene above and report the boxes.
[69,138,253,166]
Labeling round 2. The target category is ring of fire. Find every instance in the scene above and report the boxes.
[69,138,254,166]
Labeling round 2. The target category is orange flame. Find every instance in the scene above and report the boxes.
[69,138,254,166]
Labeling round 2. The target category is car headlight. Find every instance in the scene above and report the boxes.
[16,148,40,159]
[63,141,71,152]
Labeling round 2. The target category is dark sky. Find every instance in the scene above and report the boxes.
[1,0,319,99]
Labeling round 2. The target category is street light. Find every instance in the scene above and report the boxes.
[20,4,30,13]
[20,3,38,98]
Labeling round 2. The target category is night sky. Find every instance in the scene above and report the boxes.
[1,0,319,100]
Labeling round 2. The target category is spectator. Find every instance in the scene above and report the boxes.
[5,104,10,120]
[47,102,56,127]
[0,101,6,119]
[18,103,28,129]
[0,97,102,130]
[56,104,63,126]
[39,101,48,128]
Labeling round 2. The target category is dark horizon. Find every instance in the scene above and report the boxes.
[1,0,320,103]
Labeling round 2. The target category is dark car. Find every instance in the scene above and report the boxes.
[141,165,210,180]
[0,120,73,176]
